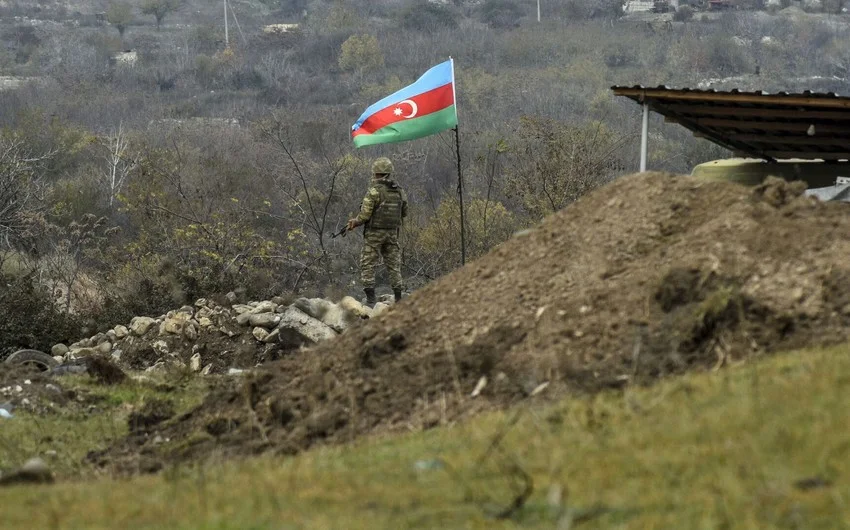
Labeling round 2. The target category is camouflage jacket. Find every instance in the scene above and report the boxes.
[356,178,408,229]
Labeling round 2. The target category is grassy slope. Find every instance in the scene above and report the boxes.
[4,345,850,529]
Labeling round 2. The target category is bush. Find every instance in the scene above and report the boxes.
[478,0,525,29]
[0,273,81,357]
[338,34,384,74]
[673,5,694,21]
[397,1,459,32]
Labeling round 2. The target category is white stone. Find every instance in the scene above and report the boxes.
[190,353,202,372]
[276,306,338,347]
[152,340,169,356]
[201,364,212,375]
[130,316,156,336]
[248,312,280,329]
[114,325,129,339]
[253,327,270,341]
[372,302,391,317]
[250,301,278,314]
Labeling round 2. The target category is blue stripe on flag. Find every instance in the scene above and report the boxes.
[352,60,453,132]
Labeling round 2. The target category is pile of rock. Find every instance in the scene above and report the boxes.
[51,294,394,374]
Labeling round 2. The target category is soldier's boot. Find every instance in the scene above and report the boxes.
[364,288,377,306]
[393,288,402,302]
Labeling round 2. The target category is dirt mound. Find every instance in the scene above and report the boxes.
[94,173,850,472]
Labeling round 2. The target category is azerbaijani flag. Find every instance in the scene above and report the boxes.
[351,59,458,148]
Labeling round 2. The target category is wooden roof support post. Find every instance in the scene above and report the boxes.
[640,102,649,172]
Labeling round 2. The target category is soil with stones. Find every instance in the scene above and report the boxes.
[93,173,850,473]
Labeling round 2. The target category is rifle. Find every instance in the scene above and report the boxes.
[330,225,350,239]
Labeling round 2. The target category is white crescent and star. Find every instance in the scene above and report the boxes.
[393,99,418,119]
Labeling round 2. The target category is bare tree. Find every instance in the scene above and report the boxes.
[100,123,138,209]
[140,0,182,31]
[0,137,52,259]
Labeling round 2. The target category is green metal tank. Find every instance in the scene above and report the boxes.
[690,158,850,189]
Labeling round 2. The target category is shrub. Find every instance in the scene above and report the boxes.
[478,0,525,29]
[0,272,82,357]
[673,5,694,21]
[397,1,459,32]
[338,34,384,74]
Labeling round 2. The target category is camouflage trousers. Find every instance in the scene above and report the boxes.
[360,228,403,290]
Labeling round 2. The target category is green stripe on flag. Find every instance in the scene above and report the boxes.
[353,106,458,148]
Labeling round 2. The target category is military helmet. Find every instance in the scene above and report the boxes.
[371,157,394,175]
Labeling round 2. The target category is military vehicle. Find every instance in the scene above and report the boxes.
[691,158,850,202]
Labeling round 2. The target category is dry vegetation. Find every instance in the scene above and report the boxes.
[3,0,848,353]
[3,343,850,528]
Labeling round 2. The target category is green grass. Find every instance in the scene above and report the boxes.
[0,374,207,478]
[4,345,850,529]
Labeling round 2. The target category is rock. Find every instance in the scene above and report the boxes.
[114,325,129,339]
[184,323,198,341]
[198,317,213,327]
[372,302,391,317]
[201,364,212,375]
[93,333,109,345]
[145,361,166,372]
[152,340,169,356]
[69,347,99,357]
[249,312,280,329]
[195,298,208,307]
[293,298,353,332]
[0,458,53,486]
[228,368,245,375]
[160,313,191,335]
[276,306,338,348]
[340,296,371,319]
[262,329,280,343]
[72,338,92,349]
[178,305,194,315]
[271,296,288,306]
[232,304,252,315]
[130,316,156,336]
[235,312,253,326]
[111,350,122,362]
[96,341,112,354]
[51,344,69,357]
[52,356,63,364]
[190,353,202,372]
[225,291,237,304]
[253,327,270,342]
[378,294,395,304]
[106,330,117,343]
[250,301,278,314]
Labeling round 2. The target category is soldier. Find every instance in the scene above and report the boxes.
[347,157,408,305]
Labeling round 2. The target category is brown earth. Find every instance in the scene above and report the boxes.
[91,172,850,473]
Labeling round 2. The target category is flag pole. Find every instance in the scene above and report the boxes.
[454,126,466,266]
[450,57,466,266]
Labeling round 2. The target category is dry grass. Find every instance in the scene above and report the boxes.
[3,344,850,528]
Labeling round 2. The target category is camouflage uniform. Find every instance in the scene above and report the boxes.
[350,158,407,295]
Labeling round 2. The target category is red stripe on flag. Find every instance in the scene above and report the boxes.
[352,83,455,138]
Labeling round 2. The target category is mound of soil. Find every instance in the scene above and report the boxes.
[94,173,850,472]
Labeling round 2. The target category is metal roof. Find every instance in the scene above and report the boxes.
[611,85,850,162]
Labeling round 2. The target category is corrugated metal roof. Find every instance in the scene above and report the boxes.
[611,85,850,161]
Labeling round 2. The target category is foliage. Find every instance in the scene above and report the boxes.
[415,197,521,276]
[673,5,694,21]
[397,1,459,32]
[106,1,133,38]
[140,0,182,31]
[338,34,384,74]
[478,0,526,29]
[0,272,81,356]
[503,118,628,221]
